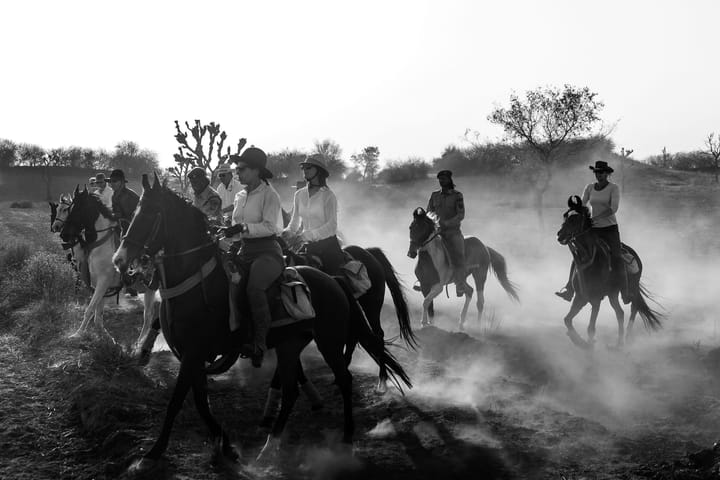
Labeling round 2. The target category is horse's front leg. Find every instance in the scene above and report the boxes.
[422,284,443,327]
[564,296,589,348]
[458,285,474,332]
[587,300,601,346]
[70,273,110,338]
[136,289,160,361]
[607,292,625,348]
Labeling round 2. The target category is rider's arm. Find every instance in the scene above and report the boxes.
[245,188,282,238]
[284,190,302,234]
[426,194,435,214]
[581,183,591,206]
[302,190,338,242]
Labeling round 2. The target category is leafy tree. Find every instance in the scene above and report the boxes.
[171,120,246,191]
[267,149,306,179]
[109,141,159,178]
[377,157,431,184]
[704,133,720,183]
[311,139,347,177]
[350,146,380,182]
[0,139,18,167]
[489,85,605,226]
[16,143,46,166]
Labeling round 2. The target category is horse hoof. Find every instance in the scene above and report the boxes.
[255,435,281,464]
[375,382,388,395]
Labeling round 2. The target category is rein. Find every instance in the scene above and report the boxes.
[419,230,441,249]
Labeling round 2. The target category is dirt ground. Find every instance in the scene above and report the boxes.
[2,170,720,480]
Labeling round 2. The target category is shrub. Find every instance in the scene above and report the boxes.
[9,200,33,208]
[4,251,75,307]
[0,241,31,274]
[377,158,431,184]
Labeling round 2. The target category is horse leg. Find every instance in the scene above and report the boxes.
[190,365,237,461]
[360,300,388,393]
[261,365,283,428]
[607,292,625,348]
[136,288,157,352]
[258,336,310,462]
[587,300,601,347]
[422,285,443,327]
[144,353,200,460]
[70,275,109,338]
[315,333,355,446]
[564,296,589,349]
[297,360,323,410]
[471,268,487,325]
[458,286,473,332]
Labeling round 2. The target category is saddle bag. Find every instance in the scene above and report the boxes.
[622,250,640,275]
[340,259,371,298]
[280,267,316,320]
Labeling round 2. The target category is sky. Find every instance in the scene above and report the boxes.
[1,0,718,168]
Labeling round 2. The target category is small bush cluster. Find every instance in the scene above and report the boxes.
[9,200,33,208]
[0,241,32,274]
[2,250,75,309]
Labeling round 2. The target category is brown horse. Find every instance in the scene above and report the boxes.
[557,195,662,349]
[407,207,519,330]
[112,173,411,467]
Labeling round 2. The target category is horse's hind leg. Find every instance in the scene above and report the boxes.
[261,365,283,428]
[607,293,625,347]
[258,336,311,462]
[458,287,474,332]
[471,268,487,324]
[315,335,354,445]
[422,285,443,327]
[587,301,601,346]
[626,301,639,344]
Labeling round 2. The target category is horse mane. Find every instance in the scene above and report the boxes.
[87,193,115,220]
[157,185,209,231]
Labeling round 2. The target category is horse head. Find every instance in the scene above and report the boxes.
[50,193,73,233]
[557,195,591,245]
[60,186,93,244]
[407,207,437,259]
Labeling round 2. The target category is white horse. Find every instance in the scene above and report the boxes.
[51,189,159,353]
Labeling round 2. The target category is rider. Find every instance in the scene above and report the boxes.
[282,154,345,275]
[555,160,632,304]
[94,172,114,208]
[188,167,222,225]
[426,170,469,297]
[220,147,284,368]
[109,169,139,236]
[215,163,243,218]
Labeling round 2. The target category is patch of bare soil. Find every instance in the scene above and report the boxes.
[3,289,720,479]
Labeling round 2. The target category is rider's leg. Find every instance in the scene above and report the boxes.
[597,226,630,303]
[243,254,284,367]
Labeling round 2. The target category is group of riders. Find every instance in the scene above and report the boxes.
[74,151,629,368]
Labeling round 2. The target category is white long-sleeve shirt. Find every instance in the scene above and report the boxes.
[230,182,283,240]
[285,186,338,242]
[582,182,619,228]
[216,178,244,211]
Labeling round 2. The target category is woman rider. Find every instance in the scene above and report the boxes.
[220,147,284,367]
[555,160,632,304]
[282,154,345,275]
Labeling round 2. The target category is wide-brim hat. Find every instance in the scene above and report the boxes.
[589,161,614,173]
[95,172,109,183]
[188,167,207,180]
[109,169,126,182]
[216,163,232,175]
[436,169,453,178]
[230,146,273,179]
[300,154,329,176]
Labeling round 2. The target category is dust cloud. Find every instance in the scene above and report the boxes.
[318,162,720,467]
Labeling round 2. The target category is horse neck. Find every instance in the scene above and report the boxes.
[423,235,448,269]
[160,209,214,284]
[93,209,116,232]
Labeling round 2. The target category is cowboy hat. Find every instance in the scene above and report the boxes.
[215,163,232,175]
[95,172,109,183]
[231,147,273,179]
[109,169,127,182]
[589,161,614,173]
[436,169,453,178]
[300,154,329,176]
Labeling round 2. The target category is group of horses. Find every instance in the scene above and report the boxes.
[47,173,662,470]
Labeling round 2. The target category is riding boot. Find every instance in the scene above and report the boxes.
[555,262,575,301]
[453,266,468,297]
[242,291,271,368]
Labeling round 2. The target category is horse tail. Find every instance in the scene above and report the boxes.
[634,283,663,331]
[336,277,412,393]
[486,247,520,303]
[366,247,418,350]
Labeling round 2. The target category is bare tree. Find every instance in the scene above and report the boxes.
[311,139,347,177]
[619,147,633,192]
[170,120,246,192]
[489,85,605,226]
[704,133,720,183]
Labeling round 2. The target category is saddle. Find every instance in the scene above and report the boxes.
[291,247,371,299]
[592,240,639,275]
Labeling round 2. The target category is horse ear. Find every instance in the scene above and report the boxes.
[413,207,425,218]
[74,185,79,197]
[141,174,150,190]
[152,171,161,191]
[82,185,88,194]
[567,195,581,209]
[162,177,168,189]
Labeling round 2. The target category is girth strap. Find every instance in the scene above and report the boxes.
[158,256,217,300]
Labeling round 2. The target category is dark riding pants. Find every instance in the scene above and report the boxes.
[441,228,467,288]
[305,235,345,275]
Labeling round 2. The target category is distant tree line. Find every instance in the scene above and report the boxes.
[645,133,720,182]
[0,138,158,176]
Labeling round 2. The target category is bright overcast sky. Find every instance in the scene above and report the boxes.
[1,0,718,167]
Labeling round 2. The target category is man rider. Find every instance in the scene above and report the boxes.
[426,170,469,297]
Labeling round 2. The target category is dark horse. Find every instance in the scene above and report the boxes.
[407,207,520,330]
[112,173,411,466]
[280,234,417,393]
[557,196,662,349]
